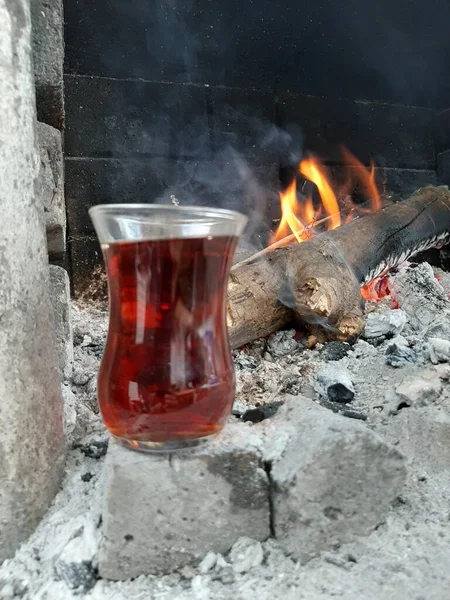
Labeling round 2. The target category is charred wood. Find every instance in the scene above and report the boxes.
[227,185,450,348]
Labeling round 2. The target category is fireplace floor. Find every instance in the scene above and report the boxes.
[2,261,450,599]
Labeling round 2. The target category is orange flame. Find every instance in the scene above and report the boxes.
[340,147,381,213]
[270,149,382,245]
[275,179,312,243]
[270,148,388,302]
[299,157,341,230]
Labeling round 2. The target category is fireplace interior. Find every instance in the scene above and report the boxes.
[64,0,450,297]
[5,0,450,597]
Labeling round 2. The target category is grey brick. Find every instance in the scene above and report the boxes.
[49,266,73,382]
[31,0,64,129]
[37,122,66,257]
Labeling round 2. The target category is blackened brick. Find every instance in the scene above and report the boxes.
[65,157,279,237]
[209,88,276,162]
[437,150,450,185]
[278,94,435,169]
[64,76,210,160]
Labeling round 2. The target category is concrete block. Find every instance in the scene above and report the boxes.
[31,0,64,129]
[37,122,66,257]
[269,396,407,563]
[49,266,73,381]
[98,430,271,580]
[98,394,407,579]
[385,406,450,474]
[0,0,65,559]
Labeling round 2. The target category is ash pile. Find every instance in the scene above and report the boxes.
[2,261,450,600]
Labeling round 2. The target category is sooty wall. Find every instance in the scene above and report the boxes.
[64,0,449,295]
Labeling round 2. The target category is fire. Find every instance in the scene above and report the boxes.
[275,179,313,244]
[299,158,341,230]
[270,147,386,300]
[271,149,382,245]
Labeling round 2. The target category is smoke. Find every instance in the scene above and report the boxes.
[152,118,302,251]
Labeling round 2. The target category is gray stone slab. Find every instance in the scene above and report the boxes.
[98,429,271,580]
[0,0,65,560]
[37,122,66,257]
[49,266,73,381]
[269,396,407,563]
[31,0,64,128]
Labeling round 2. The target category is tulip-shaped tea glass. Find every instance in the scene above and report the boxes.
[89,204,247,452]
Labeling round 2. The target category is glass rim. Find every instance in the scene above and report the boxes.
[88,203,247,224]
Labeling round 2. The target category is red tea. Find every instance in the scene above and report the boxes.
[98,235,238,446]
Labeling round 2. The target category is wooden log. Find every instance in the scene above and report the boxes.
[227,185,450,348]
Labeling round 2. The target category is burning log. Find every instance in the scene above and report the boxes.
[227,185,450,348]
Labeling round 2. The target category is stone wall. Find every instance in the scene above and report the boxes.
[31,0,67,264]
[0,0,66,560]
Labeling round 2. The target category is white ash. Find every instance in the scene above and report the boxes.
[391,262,450,331]
[363,308,407,338]
[198,552,217,575]
[265,329,301,357]
[385,336,417,368]
[3,264,450,599]
[395,371,443,408]
[229,538,264,574]
[427,337,450,363]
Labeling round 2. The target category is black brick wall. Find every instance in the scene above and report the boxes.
[64,0,447,295]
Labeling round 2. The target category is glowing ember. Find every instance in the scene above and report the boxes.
[361,276,392,302]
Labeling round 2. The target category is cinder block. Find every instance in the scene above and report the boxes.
[98,428,271,580]
[49,266,73,381]
[269,396,407,563]
[37,122,66,257]
[31,0,64,129]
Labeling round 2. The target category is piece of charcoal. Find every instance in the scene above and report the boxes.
[233,353,260,371]
[53,560,97,593]
[241,402,282,423]
[386,343,417,367]
[316,365,355,404]
[77,440,108,459]
[328,383,355,403]
[365,336,387,347]
[341,409,367,421]
[242,408,265,423]
[321,341,351,361]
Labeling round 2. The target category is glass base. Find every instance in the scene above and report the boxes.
[112,434,215,454]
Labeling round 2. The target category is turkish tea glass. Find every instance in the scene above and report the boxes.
[89,204,247,452]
